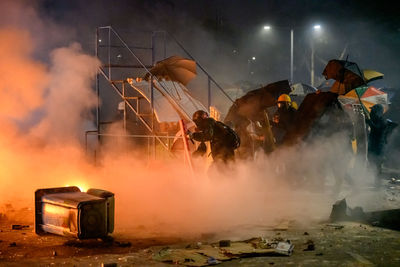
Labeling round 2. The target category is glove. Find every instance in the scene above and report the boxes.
[187,131,194,140]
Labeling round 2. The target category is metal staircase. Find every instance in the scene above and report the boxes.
[90,26,234,157]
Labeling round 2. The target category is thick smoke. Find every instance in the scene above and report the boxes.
[0,0,393,240]
[30,43,100,144]
[0,28,48,121]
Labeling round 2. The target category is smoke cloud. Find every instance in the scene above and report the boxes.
[0,28,48,120]
[30,43,100,144]
[0,0,394,242]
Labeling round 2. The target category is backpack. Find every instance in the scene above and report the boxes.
[215,121,241,149]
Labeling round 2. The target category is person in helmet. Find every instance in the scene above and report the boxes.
[190,110,240,163]
[271,94,297,145]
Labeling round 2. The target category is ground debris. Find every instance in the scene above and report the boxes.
[11,225,29,230]
[153,238,293,266]
[115,241,132,247]
[303,240,315,251]
[325,223,344,230]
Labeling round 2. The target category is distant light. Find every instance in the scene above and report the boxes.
[313,25,321,30]
[252,56,256,60]
[117,54,122,58]
[263,25,271,30]
[98,39,102,43]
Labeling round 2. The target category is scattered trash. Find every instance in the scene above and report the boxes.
[12,224,29,230]
[303,232,309,235]
[315,252,323,256]
[303,240,315,251]
[207,256,219,265]
[115,241,132,247]
[218,240,230,247]
[9,242,17,247]
[153,238,294,266]
[389,178,400,184]
[275,241,294,256]
[330,198,400,230]
[186,243,202,249]
[101,263,117,267]
[325,223,344,230]
[52,250,57,256]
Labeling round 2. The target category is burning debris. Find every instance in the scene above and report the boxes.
[35,186,114,239]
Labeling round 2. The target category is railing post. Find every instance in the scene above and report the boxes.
[151,32,156,158]
[108,27,111,80]
[122,82,127,133]
[95,27,100,137]
[208,77,211,110]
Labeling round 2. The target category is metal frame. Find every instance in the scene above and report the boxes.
[93,26,233,160]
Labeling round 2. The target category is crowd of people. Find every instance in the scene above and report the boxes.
[188,92,397,183]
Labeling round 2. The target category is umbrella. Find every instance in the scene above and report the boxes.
[224,80,292,123]
[363,69,384,83]
[144,56,197,86]
[317,79,336,92]
[338,85,388,113]
[291,83,317,96]
[322,59,366,95]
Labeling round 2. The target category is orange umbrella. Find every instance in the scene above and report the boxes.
[322,59,366,95]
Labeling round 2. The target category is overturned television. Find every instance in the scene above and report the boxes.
[35,186,114,239]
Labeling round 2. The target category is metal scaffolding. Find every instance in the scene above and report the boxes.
[90,26,233,161]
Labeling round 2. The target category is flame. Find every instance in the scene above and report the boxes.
[65,182,89,192]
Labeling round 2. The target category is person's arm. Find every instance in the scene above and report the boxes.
[192,119,214,142]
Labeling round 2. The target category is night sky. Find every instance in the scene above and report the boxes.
[37,0,400,89]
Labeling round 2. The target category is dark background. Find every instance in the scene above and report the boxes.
[38,0,400,90]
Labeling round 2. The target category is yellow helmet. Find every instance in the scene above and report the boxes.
[277,94,291,103]
[291,101,298,110]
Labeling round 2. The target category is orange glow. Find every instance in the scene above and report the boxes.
[65,182,89,192]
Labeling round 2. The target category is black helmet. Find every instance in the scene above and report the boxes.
[192,110,208,125]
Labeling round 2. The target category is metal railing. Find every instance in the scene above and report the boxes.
[94,26,233,158]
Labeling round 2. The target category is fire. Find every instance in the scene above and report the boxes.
[65,182,89,192]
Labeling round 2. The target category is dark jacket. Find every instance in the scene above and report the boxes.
[192,118,239,162]
[366,105,387,156]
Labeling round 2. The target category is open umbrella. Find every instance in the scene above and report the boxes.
[338,85,388,113]
[363,69,384,83]
[322,59,366,95]
[224,80,292,123]
[144,56,197,86]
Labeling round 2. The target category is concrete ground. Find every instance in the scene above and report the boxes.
[2,176,400,266]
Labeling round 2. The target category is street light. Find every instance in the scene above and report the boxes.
[313,24,321,30]
[262,25,294,82]
[262,24,322,84]
[311,24,322,86]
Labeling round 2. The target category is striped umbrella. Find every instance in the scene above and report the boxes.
[338,85,388,113]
